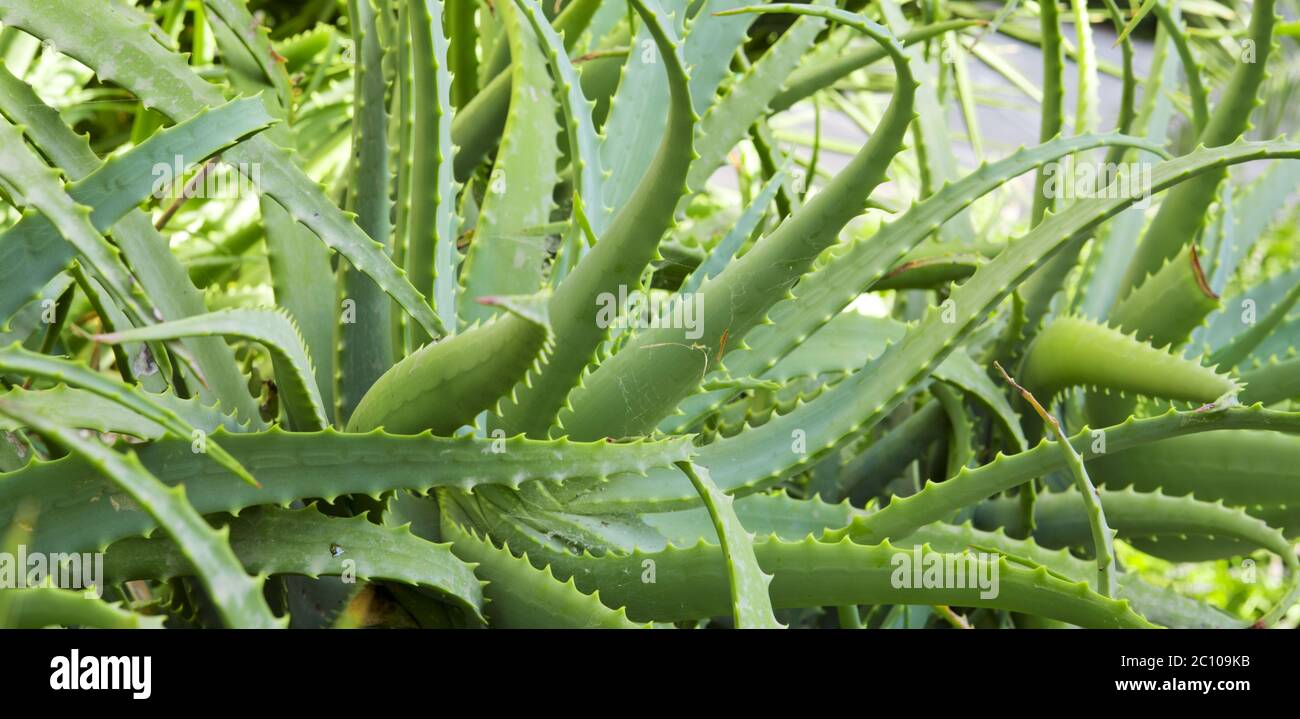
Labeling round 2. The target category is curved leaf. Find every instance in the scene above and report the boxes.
[0,399,282,628]
[97,309,330,432]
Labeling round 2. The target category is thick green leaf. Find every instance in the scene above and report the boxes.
[0,399,282,628]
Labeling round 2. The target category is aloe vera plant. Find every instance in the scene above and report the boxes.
[0,0,1296,630]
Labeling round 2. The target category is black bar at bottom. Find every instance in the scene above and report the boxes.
[1,628,1292,704]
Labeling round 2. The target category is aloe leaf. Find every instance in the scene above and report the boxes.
[512,0,605,233]
[0,0,446,338]
[995,361,1117,596]
[0,343,255,485]
[663,133,1169,437]
[509,534,1155,627]
[1213,162,1300,293]
[0,587,165,629]
[405,0,459,338]
[934,381,976,480]
[836,406,1300,548]
[495,0,697,437]
[1087,428,1300,513]
[1098,0,1137,147]
[595,0,686,219]
[446,0,478,108]
[909,520,1242,629]
[392,0,415,341]
[561,3,918,440]
[70,266,169,393]
[769,19,980,113]
[1238,355,1300,406]
[260,197,337,417]
[679,166,785,296]
[562,139,1300,512]
[687,0,831,194]
[872,251,985,291]
[677,462,781,628]
[880,1,973,242]
[1114,0,1158,46]
[645,491,1243,628]
[1069,0,1100,136]
[0,427,694,555]
[457,0,558,327]
[0,92,273,326]
[1085,244,1225,424]
[1116,0,1277,298]
[442,509,646,628]
[0,115,156,330]
[1030,0,1064,229]
[0,398,283,628]
[977,486,1299,626]
[348,295,552,435]
[97,309,331,432]
[0,68,267,423]
[464,484,1150,627]
[964,40,1043,104]
[201,0,293,110]
[104,505,486,623]
[1149,1,1208,136]
[1109,244,1221,351]
[1020,316,1238,407]
[451,0,620,181]
[0,385,166,438]
[332,0,396,424]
